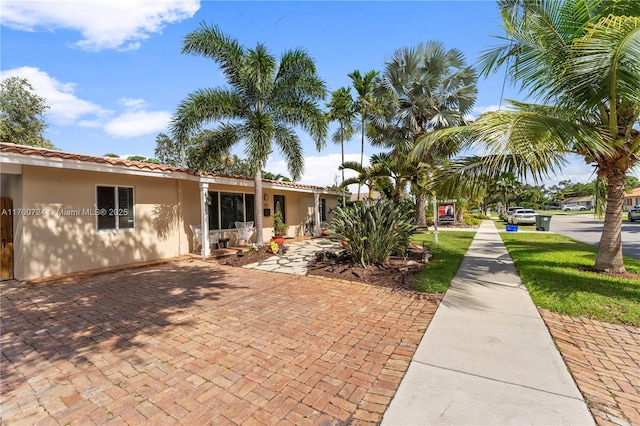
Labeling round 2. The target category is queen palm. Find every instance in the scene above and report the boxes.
[326,87,357,204]
[414,1,640,273]
[372,41,478,225]
[349,69,380,200]
[170,24,327,246]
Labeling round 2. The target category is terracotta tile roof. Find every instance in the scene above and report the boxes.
[625,187,640,197]
[0,142,329,191]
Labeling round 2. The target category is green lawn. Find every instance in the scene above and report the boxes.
[501,232,640,326]
[411,231,476,293]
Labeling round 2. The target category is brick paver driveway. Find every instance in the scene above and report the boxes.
[1,260,441,425]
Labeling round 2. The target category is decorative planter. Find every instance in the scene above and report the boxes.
[271,236,285,245]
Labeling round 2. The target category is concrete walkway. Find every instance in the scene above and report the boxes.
[382,220,595,425]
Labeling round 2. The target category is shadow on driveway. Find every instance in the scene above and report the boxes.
[1,260,440,425]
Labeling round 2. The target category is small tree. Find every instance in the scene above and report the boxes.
[0,76,55,148]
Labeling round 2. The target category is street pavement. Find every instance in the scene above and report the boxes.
[382,220,594,425]
[548,214,640,259]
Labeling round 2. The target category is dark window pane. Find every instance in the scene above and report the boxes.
[97,186,116,230]
[245,194,255,223]
[220,193,244,229]
[118,187,134,229]
[208,191,219,230]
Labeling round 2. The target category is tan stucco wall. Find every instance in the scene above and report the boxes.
[13,165,339,279]
[20,166,186,280]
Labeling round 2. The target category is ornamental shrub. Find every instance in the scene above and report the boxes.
[328,199,417,266]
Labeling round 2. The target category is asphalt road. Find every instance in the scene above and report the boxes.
[547,213,640,260]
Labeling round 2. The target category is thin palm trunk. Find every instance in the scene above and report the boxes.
[254,169,264,246]
[341,139,346,205]
[357,115,365,200]
[594,170,626,273]
[415,193,426,226]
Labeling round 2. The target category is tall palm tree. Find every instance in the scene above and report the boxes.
[170,23,327,245]
[414,1,640,273]
[348,69,380,200]
[326,87,357,204]
[372,41,478,225]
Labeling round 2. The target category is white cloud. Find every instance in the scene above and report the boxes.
[1,66,171,138]
[473,105,503,115]
[266,152,369,189]
[1,0,200,51]
[104,110,172,137]
[0,66,110,123]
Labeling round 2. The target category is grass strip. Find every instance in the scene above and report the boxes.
[411,231,476,293]
[501,232,640,326]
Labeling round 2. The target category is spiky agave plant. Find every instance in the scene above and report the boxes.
[328,199,416,267]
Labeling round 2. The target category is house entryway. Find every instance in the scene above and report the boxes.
[1,197,13,280]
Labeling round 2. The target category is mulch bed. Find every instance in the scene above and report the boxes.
[222,249,275,267]
[222,242,430,292]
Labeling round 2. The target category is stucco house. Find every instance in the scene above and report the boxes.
[0,143,338,282]
[624,187,640,210]
[561,195,595,209]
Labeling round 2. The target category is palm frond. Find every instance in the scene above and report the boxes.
[569,15,640,110]
[273,124,304,181]
[182,23,244,87]
[170,89,244,140]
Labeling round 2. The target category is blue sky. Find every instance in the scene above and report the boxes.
[1,0,608,187]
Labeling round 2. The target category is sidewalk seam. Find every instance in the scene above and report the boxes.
[413,360,586,403]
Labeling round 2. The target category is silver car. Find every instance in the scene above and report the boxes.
[512,209,537,225]
[629,204,640,222]
[505,206,524,223]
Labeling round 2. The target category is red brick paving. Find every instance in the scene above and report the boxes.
[540,309,640,426]
[1,260,441,425]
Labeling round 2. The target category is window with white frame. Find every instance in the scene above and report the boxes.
[96,186,134,230]
[207,191,255,230]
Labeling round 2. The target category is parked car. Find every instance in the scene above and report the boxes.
[629,204,640,222]
[541,205,559,210]
[505,206,525,223]
[512,209,537,225]
[563,204,588,211]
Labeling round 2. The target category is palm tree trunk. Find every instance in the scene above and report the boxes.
[254,169,264,246]
[357,115,364,200]
[341,139,346,205]
[415,193,427,226]
[594,170,626,273]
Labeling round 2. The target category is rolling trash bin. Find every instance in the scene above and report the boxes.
[536,214,552,231]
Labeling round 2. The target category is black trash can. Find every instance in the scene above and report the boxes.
[536,214,552,231]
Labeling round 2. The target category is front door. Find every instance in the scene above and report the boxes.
[1,197,14,280]
[273,195,285,223]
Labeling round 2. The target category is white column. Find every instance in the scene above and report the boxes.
[200,182,210,257]
[314,192,321,237]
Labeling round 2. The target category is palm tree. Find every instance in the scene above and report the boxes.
[170,23,327,246]
[348,69,380,200]
[338,160,392,201]
[414,1,640,273]
[326,87,357,204]
[372,41,478,225]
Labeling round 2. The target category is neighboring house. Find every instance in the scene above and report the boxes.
[0,143,338,282]
[624,187,640,210]
[561,195,595,209]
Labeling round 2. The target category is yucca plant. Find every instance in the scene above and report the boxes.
[328,199,417,267]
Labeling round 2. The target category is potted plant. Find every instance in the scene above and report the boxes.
[271,211,288,245]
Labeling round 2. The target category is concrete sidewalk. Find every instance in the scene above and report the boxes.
[382,220,594,425]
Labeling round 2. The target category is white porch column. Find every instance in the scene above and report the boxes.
[200,182,210,258]
[314,192,321,237]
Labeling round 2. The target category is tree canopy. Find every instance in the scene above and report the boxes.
[0,76,55,149]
